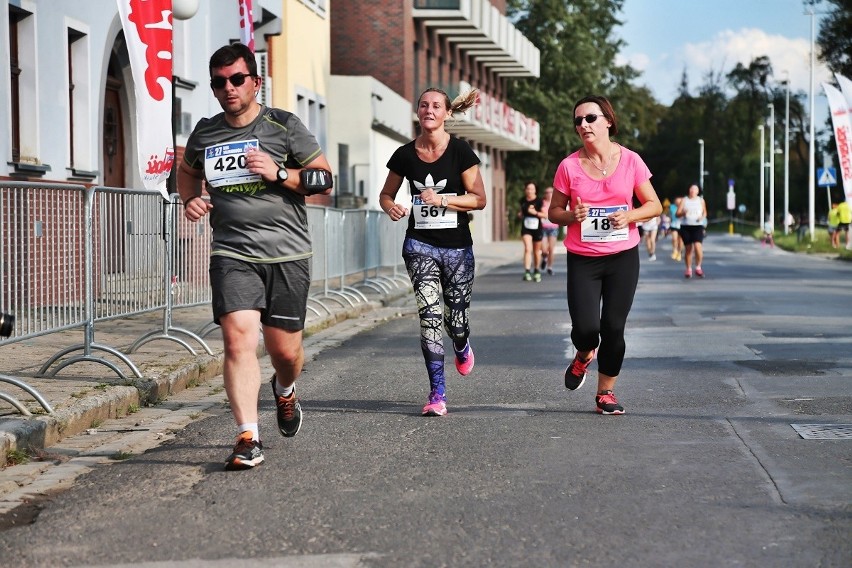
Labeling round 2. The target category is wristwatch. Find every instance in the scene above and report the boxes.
[440,195,448,208]
[277,167,289,183]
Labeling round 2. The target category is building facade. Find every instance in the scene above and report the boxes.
[0,0,537,242]
[328,0,540,242]
[0,0,328,192]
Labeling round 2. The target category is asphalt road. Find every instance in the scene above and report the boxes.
[1,234,850,567]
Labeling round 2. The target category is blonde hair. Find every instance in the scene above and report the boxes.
[418,88,480,115]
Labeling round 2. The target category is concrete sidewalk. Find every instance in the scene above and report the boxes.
[0,240,523,466]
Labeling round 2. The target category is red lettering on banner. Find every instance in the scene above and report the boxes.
[126,0,172,101]
[146,148,175,176]
[837,126,852,181]
[474,92,484,123]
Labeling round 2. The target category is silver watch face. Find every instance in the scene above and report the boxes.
[278,168,288,181]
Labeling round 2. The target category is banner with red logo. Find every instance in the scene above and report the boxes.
[238,0,255,52]
[824,82,852,202]
[836,74,852,203]
[117,0,174,199]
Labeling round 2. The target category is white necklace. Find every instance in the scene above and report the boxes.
[584,145,615,176]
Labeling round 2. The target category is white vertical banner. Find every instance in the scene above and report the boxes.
[823,82,852,202]
[238,0,255,52]
[116,0,174,200]
[836,74,852,203]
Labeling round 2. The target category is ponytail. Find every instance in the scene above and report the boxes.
[450,89,480,115]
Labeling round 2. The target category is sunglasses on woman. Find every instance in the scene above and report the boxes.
[210,72,256,89]
[573,113,602,127]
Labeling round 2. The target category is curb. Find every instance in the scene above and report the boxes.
[0,290,409,467]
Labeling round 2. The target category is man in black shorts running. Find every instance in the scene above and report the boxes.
[178,43,333,470]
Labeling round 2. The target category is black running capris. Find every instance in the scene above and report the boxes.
[565,246,640,377]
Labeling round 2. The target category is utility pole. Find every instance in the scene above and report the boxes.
[768,103,776,234]
[759,125,765,229]
[784,77,791,234]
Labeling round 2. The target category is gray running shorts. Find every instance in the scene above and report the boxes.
[209,256,310,330]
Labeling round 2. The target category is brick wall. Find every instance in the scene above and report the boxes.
[330,0,414,102]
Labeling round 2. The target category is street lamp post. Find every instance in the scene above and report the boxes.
[783,78,791,234]
[758,125,765,229]
[698,139,705,191]
[807,7,816,240]
[768,103,775,234]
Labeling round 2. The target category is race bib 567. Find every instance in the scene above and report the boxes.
[413,193,457,230]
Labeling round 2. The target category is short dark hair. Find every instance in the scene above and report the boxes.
[573,95,619,136]
[209,43,257,77]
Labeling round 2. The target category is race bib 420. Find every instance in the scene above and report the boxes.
[204,139,262,189]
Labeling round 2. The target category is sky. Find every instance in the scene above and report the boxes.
[615,0,834,110]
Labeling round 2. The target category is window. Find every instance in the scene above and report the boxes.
[9,8,22,162]
[8,5,41,169]
[297,0,326,18]
[254,51,272,106]
[67,27,89,170]
[295,89,327,152]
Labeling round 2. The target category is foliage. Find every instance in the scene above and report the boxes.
[642,57,813,219]
[5,448,29,466]
[814,0,852,78]
[755,227,852,259]
[504,0,662,229]
[504,1,837,229]
[813,0,852,209]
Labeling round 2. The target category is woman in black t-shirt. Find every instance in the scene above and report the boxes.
[379,87,487,417]
[518,181,545,282]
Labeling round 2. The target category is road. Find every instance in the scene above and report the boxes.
[1,234,850,567]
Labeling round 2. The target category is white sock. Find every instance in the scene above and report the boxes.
[238,423,259,441]
[275,381,294,398]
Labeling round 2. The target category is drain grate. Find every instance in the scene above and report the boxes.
[790,424,852,440]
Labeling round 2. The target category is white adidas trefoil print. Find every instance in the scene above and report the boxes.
[413,174,447,193]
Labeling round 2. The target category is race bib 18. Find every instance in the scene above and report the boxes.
[581,205,629,242]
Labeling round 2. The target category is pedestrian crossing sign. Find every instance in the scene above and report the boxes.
[817,167,837,187]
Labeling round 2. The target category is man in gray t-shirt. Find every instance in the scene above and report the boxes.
[178,43,333,471]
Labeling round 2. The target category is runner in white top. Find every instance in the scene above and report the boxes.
[676,184,708,278]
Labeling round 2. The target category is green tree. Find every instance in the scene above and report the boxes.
[815,0,852,78]
[812,0,851,209]
[504,0,661,232]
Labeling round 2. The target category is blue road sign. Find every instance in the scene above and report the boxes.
[817,167,837,187]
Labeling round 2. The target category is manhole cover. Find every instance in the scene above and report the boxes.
[790,424,852,440]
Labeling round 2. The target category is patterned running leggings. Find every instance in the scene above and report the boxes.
[402,237,475,398]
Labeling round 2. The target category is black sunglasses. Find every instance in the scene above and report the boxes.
[210,72,256,89]
[574,113,601,127]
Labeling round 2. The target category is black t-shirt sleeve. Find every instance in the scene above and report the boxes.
[453,137,480,173]
[386,143,413,177]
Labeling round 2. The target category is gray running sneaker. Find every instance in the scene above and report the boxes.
[225,431,264,470]
[271,375,302,437]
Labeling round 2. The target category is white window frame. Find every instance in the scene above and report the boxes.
[254,51,272,106]
[65,19,92,172]
[12,2,39,165]
[294,86,327,152]
[297,0,327,18]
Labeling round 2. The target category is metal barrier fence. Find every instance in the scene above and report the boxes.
[0,182,408,415]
